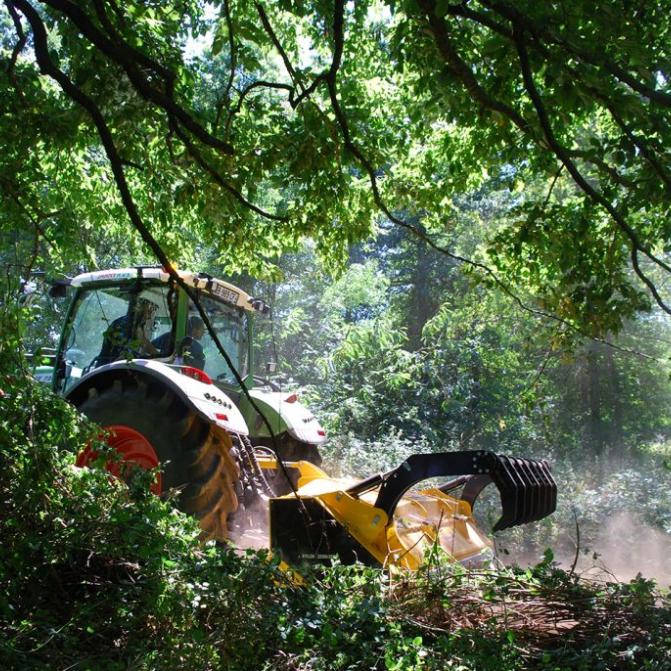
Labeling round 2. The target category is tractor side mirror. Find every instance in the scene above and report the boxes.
[266,361,277,374]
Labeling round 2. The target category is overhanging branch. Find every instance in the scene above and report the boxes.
[484,0,671,109]
[512,22,671,315]
[320,0,649,355]
[39,0,234,155]
[170,119,289,223]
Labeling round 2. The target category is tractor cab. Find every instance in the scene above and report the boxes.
[53,267,256,395]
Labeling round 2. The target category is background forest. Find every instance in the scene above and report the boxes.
[3,0,671,668]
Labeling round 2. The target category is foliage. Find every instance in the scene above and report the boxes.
[2,2,671,668]
[252,240,671,458]
[2,0,671,330]
[2,363,671,670]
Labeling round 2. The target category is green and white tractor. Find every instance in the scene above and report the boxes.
[40,266,326,540]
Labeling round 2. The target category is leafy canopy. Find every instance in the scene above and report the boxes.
[2,0,671,333]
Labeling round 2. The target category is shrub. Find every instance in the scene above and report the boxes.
[2,375,670,671]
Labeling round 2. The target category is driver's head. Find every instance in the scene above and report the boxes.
[136,297,159,323]
[188,316,205,340]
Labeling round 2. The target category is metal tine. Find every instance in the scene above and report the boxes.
[534,461,556,521]
[491,456,514,531]
[487,456,558,531]
[519,458,542,524]
[528,459,556,523]
[499,457,521,526]
[528,460,555,523]
[543,460,558,517]
[536,461,554,522]
[526,460,545,523]
[494,456,559,530]
[536,461,553,520]
[493,455,525,531]
[507,456,530,526]
[512,458,533,524]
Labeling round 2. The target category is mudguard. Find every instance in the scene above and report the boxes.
[239,388,327,445]
[66,359,250,436]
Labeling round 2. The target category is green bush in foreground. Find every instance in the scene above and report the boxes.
[1,376,671,670]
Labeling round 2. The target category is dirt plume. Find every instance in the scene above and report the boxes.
[229,497,270,551]
[566,511,671,585]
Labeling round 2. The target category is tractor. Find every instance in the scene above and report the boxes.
[37,266,557,569]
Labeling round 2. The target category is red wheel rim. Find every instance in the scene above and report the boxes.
[76,424,162,495]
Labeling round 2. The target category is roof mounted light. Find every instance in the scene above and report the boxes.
[248,297,271,315]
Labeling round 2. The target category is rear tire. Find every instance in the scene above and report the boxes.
[76,377,239,541]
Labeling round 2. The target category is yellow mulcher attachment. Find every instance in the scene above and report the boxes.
[260,451,557,570]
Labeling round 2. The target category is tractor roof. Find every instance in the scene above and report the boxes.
[70,267,257,312]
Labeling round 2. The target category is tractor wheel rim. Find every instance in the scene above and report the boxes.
[76,424,162,494]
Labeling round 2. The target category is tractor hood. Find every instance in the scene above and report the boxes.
[240,388,328,445]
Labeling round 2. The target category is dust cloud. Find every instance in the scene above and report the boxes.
[229,497,270,551]
[561,511,671,586]
[505,511,671,587]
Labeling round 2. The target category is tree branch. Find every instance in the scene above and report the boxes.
[221,0,237,108]
[566,149,638,189]
[170,119,289,222]
[39,0,234,155]
[213,0,238,136]
[432,1,665,194]
[0,175,58,249]
[3,0,28,104]
[91,0,174,83]
[255,2,301,89]
[35,0,293,224]
[416,0,532,138]
[512,22,671,314]
[254,1,329,109]
[11,0,169,269]
[321,0,660,360]
[224,80,293,138]
[325,1,533,309]
[412,2,671,314]
[290,73,327,108]
[484,0,671,108]
[591,97,671,193]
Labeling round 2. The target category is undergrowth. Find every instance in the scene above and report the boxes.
[2,376,671,670]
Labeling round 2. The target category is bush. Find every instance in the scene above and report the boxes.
[2,375,671,671]
[0,375,294,670]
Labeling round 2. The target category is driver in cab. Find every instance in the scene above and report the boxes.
[176,316,206,371]
[96,297,160,366]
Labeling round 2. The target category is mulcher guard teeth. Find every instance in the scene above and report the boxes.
[371,451,557,532]
[488,454,557,531]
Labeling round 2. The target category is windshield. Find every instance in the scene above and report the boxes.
[188,296,248,384]
[59,282,175,392]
